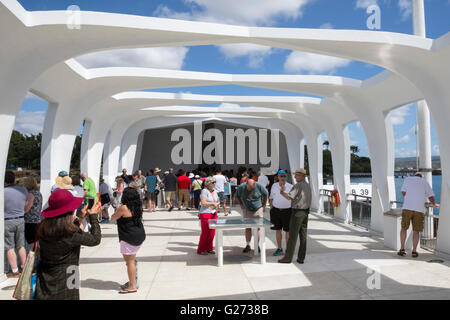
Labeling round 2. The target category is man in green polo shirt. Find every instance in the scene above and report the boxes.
[81,173,97,207]
[236,179,268,253]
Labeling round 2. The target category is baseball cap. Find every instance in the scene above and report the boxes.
[277,170,287,176]
[58,170,68,177]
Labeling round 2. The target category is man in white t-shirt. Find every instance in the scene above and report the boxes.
[269,170,293,256]
[398,172,439,258]
[213,170,228,216]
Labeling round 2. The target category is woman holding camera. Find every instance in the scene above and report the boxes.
[35,189,102,300]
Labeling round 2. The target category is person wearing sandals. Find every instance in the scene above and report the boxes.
[397,172,439,258]
[197,177,220,255]
[35,189,102,300]
[111,187,146,294]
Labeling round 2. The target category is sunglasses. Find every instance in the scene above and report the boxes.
[279,175,287,178]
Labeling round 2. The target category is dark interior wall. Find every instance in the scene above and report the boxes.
[137,120,290,174]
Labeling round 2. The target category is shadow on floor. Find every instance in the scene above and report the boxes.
[81,278,123,291]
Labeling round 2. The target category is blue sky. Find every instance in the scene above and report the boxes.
[17,0,450,158]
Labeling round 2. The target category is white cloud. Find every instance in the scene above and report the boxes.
[355,0,378,9]
[218,44,274,68]
[395,147,417,157]
[356,0,412,21]
[432,144,440,155]
[320,23,334,29]
[14,110,46,135]
[76,47,189,69]
[154,0,311,26]
[284,51,351,74]
[398,0,412,21]
[389,104,412,126]
[356,121,362,129]
[154,1,312,67]
[395,135,411,143]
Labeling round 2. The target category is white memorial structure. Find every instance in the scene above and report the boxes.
[0,0,449,280]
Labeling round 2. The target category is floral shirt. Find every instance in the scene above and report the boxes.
[24,190,42,224]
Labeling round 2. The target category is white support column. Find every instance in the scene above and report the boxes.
[300,138,305,169]
[283,127,302,174]
[413,0,434,239]
[356,110,396,234]
[40,102,58,206]
[327,124,351,223]
[412,0,433,184]
[40,105,81,205]
[133,131,146,173]
[102,130,112,184]
[303,129,324,213]
[80,119,92,175]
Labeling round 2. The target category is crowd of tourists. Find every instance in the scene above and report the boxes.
[4,162,437,299]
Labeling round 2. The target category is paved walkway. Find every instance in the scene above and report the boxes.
[1,207,449,300]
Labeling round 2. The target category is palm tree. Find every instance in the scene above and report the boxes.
[350,145,359,154]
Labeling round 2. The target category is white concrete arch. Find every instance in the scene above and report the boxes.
[1,0,449,273]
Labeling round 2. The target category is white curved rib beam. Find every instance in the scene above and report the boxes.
[0,0,247,243]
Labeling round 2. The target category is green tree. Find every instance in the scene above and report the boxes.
[350,145,359,154]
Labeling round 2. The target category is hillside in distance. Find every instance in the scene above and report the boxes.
[395,156,441,170]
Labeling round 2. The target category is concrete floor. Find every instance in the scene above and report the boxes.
[1,207,449,300]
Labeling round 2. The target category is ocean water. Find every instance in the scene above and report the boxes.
[350,175,442,216]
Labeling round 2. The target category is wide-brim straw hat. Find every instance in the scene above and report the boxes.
[55,176,74,190]
[154,168,161,173]
[42,189,84,218]
[295,168,307,175]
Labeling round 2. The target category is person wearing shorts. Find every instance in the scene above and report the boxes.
[163,168,178,211]
[398,172,439,258]
[213,170,228,216]
[111,188,146,294]
[177,171,192,210]
[4,171,32,277]
[145,170,158,212]
[236,179,268,253]
[269,170,293,256]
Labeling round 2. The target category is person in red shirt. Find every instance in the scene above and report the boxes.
[177,171,192,210]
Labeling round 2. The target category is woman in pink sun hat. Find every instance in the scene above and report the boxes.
[34,189,102,300]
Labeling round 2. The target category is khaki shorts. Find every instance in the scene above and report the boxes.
[401,209,424,232]
[178,189,190,203]
[165,191,175,201]
[243,207,264,218]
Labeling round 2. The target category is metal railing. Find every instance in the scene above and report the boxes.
[390,200,439,250]
[319,189,334,216]
[347,194,371,228]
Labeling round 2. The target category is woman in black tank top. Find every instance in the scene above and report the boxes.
[111,188,146,294]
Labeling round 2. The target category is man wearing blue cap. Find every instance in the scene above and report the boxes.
[269,170,293,256]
